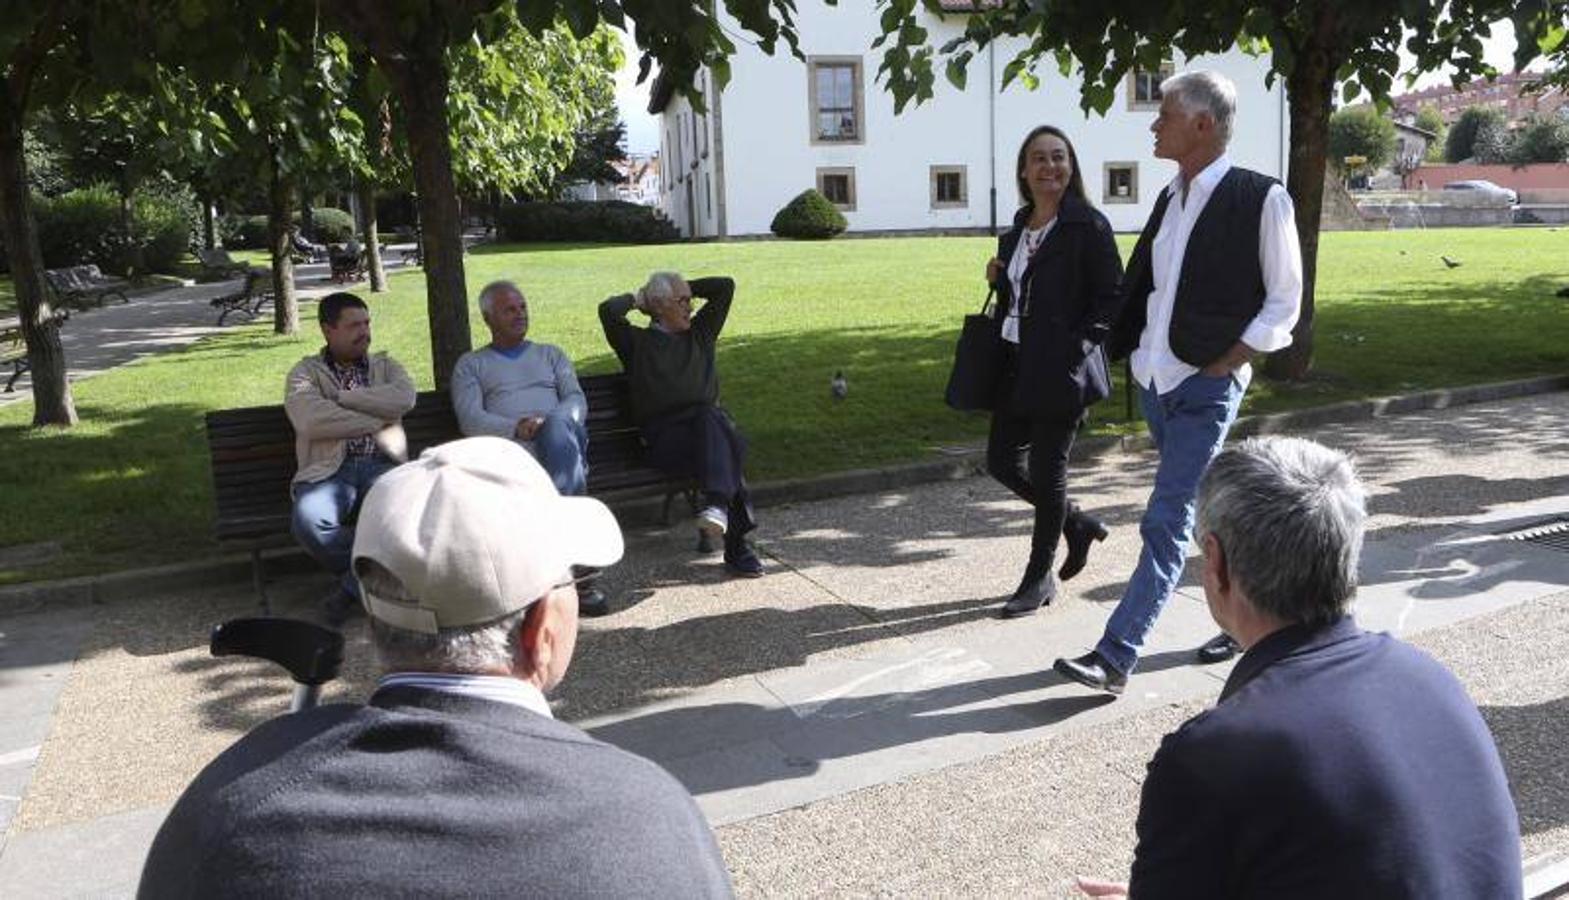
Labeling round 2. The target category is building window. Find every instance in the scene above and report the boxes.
[930,165,967,209]
[1104,162,1138,204]
[706,173,713,216]
[816,166,856,210]
[809,58,865,144]
[1128,61,1174,110]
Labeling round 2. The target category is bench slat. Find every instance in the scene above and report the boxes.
[208,375,692,548]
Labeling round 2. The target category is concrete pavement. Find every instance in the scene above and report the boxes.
[2,390,1567,896]
[0,251,414,404]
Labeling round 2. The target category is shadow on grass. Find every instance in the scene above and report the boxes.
[0,401,219,584]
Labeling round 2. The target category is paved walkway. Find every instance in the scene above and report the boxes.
[0,251,414,404]
[1,391,1567,896]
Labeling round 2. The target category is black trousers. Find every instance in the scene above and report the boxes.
[986,347,1082,576]
[642,403,756,538]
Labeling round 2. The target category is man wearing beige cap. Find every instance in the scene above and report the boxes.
[139,437,733,898]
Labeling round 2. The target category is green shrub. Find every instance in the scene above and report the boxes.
[309,207,355,242]
[34,184,122,270]
[31,182,197,275]
[770,189,847,240]
[222,214,272,250]
[128,187,198,274]
[496,200,679,243]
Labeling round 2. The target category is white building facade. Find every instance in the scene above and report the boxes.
[652,4,1289,238]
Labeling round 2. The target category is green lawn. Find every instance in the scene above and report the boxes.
[0,276,14,317]
[0,227,1565,584]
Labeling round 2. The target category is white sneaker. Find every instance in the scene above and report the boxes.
[697,505,728,541]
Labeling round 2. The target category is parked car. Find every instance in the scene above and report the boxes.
[1442,179,1518,205]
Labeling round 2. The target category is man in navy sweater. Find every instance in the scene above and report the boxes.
[1075,437,1521,899]
[139,438,734,899]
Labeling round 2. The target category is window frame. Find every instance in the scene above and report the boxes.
[1127,61,1175,111]
[929,165,968,209]
[808,57,866,145]
[1103,162,1139,205]
[816,166,857,211]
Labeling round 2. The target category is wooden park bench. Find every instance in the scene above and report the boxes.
[45,265,130,310]
[328,248,367,283]
[196,248,255,281]
[210,270,275,325]
[1,309,69,392]
[204,372,696,610]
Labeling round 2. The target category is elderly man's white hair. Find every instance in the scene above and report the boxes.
[477,280,524,317]
[637,271,688,307]
[1160,70,1238,146]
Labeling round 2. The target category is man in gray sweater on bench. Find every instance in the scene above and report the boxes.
[452,280,606,614]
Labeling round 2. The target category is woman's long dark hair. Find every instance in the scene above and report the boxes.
[1014,124,1089,212]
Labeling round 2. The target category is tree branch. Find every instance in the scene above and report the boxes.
[6,0,70,111]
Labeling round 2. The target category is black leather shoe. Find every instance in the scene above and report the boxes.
[695,530,721,555]
[1059,513,1109,582]
[1001,571,1057,618]
[723,541,765,578]
[577,585,610,618]
[1196,632,1241,664]
[1053,651,1127,695]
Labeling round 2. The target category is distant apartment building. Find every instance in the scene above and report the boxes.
[1392,71,1566,126]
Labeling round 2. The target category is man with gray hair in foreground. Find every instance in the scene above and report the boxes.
[1075,437,1520,899]
[139,438,734,898]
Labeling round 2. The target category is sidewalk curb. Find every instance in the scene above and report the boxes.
[3,374,1565,617]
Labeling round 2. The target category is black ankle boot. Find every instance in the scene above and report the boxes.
[1059,513,1109,582]
[1001,565,1056,618]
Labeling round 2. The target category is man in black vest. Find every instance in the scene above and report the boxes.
[1055,70,1303,695]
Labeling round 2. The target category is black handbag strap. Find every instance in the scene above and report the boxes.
[979,288,996,316]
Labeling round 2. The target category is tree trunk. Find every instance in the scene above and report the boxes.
[201,193,216,250]
[355,177,386,292]
[268,156,299,336]
[298,182,314,241]
[0,89,75,426]
[381,54,469,389]
[1263,40,1335,382]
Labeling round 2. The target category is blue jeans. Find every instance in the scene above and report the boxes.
[1095,372,1245,675]
[530,409,589,496]
[291,455,395,599]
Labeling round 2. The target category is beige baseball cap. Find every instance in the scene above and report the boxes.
[351,436,624,634]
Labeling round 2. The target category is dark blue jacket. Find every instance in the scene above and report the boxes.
[1131,617,1521,898]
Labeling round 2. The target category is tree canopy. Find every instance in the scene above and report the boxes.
[1328,106,1397,170]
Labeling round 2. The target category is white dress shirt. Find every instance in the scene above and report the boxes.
[1130,155,1303,396]
[1002,218,1055,345]
[379,671,554,718]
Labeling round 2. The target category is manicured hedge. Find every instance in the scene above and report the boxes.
[497,200,679,243]
[770,189,847,240]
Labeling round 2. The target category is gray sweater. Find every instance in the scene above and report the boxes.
[450,342,586,446]
[138,686,735,899]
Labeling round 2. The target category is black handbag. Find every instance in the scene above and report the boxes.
[944,289,1001,412]
[1078,339,1112,408]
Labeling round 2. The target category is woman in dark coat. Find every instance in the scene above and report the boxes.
[983,124,1125,617]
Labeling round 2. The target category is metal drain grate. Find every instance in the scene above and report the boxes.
[1498,516,1569,554]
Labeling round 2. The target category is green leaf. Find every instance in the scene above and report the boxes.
[945,56,968,90]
